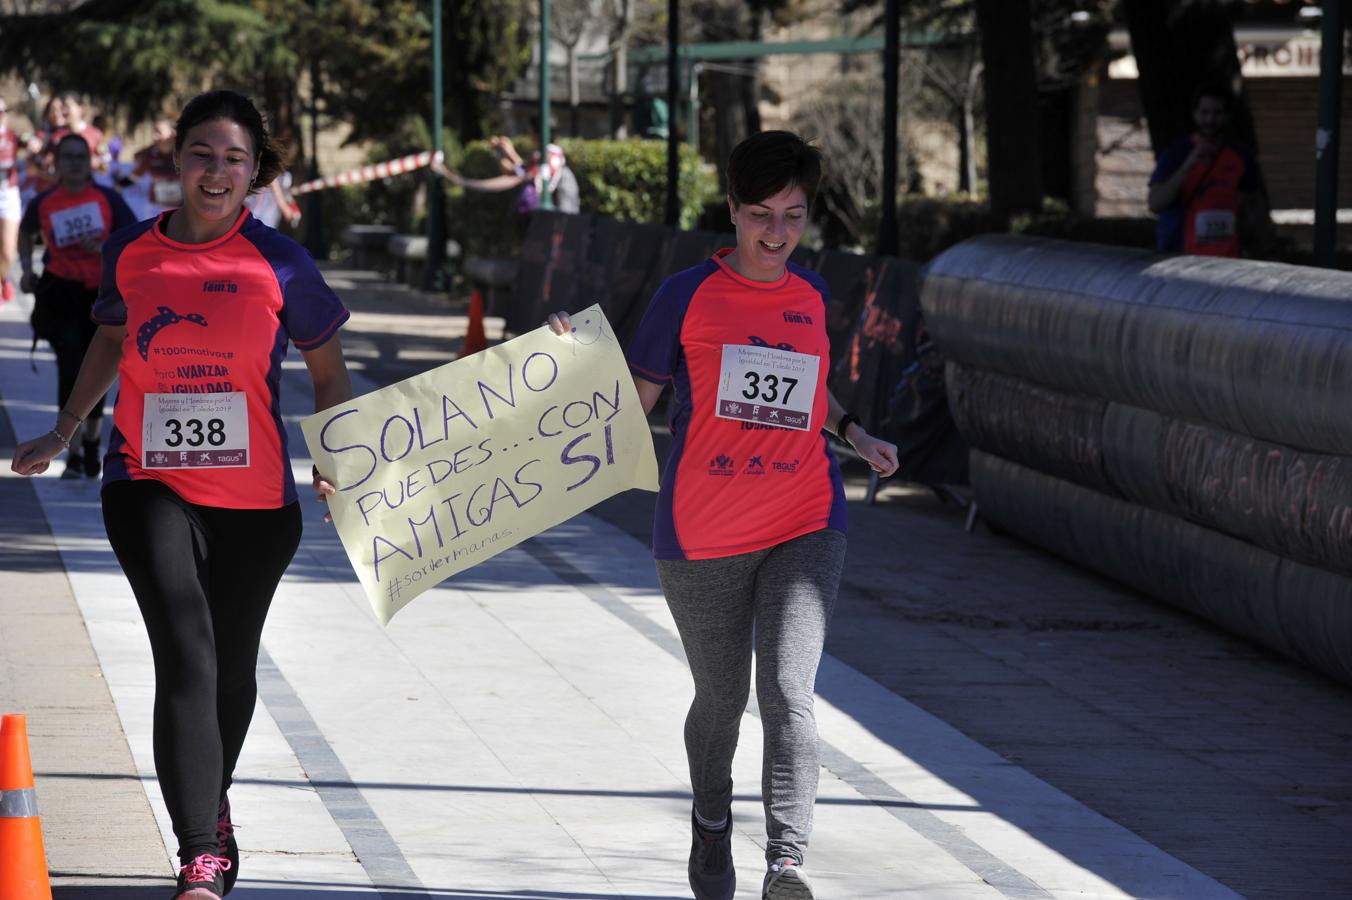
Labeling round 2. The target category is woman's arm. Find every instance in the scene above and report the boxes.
[11,325,126,475]
[301,335,354,518]
[825,390,899,477]
[17,226,36,293]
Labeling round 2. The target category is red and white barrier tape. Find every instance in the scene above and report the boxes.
[291,150,444,196]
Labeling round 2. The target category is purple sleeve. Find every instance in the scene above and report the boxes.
[1149,140,1191,187]
[19,191,41,233]
[90,222,149,326]
[626,270,701,384]
[242,222,349,349]
[276,245,349,350]
[103,187,137,231]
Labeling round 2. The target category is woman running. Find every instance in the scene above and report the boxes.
[550,130,898,900]
[18,133,135,477]
[12,89,354,900]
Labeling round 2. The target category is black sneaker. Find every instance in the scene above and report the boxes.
[689,808,735,900]
[174,852,230,899]
[217,796,239,895]
[60,452,84,480]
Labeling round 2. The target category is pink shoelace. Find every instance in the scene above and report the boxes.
[217,798,236,845]
[181,852,232,883]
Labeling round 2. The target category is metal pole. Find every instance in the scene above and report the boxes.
[687,61,701,150]
[305,57,327,260]
[665,0,680,226]
[876,0,899,257]
[539,0,554,209]
[1313,0,1344,268]
[423,0,447,289]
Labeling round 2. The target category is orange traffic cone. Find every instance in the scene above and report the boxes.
[461,287,487,358]
[0,714,52,899]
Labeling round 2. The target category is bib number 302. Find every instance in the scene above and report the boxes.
[142,392,250,469]
[717,344,819,431]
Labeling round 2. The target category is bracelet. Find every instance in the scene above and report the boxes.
[836,413,860,441]
[48,429,71,449]
[58,409,85,425]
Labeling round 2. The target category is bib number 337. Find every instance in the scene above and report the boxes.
[716,344,819,431]
[142,392,250,469]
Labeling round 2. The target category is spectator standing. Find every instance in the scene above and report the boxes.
[1148,84,1260,257]
[18,134,135,477]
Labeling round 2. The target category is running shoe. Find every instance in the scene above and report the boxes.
[217,796,239,895]
[762,857,814,900]
[60,453,84,480]
[1,280,13,302]
[688,808,735,900]
[174,852,230,899]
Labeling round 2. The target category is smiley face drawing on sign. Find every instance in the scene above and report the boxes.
[567,311,615,355]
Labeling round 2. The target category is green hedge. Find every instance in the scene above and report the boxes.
[447,137,718,260]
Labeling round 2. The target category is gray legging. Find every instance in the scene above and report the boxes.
[656,527,847,866]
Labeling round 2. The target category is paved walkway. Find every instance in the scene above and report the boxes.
[0,266,1348,899]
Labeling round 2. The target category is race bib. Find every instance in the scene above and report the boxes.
[142,392,250,469]
[716,344,820,431]
[151,179,183,206]
[50,202,105,249]
[1193,209,1235,242]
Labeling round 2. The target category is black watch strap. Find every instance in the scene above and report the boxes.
[836,413,860,441]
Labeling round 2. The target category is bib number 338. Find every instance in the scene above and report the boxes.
[716,344,819,431]
[142,392,250,469]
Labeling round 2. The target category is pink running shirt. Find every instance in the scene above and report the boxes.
[627,248,846,560]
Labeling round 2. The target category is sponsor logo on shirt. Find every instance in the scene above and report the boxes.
[749,335,795,351]
[772,459,799,474]
[782,311,814,325]
[709,454,735,477]
[136,306,208,361]
[202,280,238,294]
[745,455,765,475]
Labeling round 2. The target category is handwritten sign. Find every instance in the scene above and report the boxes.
[301,305,658,624]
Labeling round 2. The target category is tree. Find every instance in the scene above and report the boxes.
[974,0,1043,218]
[551,0,597,136]
[0,0,532,155]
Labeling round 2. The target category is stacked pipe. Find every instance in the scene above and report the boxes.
[923,235,1352,685]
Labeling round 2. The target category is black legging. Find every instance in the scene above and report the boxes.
[34,273,107,438]
[101,479,302,863]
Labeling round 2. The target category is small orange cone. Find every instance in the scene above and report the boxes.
[0,714,52,899]
[462,287,487,358]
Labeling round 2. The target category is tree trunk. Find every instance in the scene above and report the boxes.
[974,0,1042,219]
[567,45,580,136]
[959,59,982,194]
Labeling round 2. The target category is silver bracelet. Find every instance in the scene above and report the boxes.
[58,409,85,426]
[48,429,71,449]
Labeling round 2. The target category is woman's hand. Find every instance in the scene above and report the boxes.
[545,311,573,336]
[312,465,338,524]
[11,431,68,476]
[845,425,900,478]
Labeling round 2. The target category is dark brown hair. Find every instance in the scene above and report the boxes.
[175,89,284,190]
[727,130,822,208]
